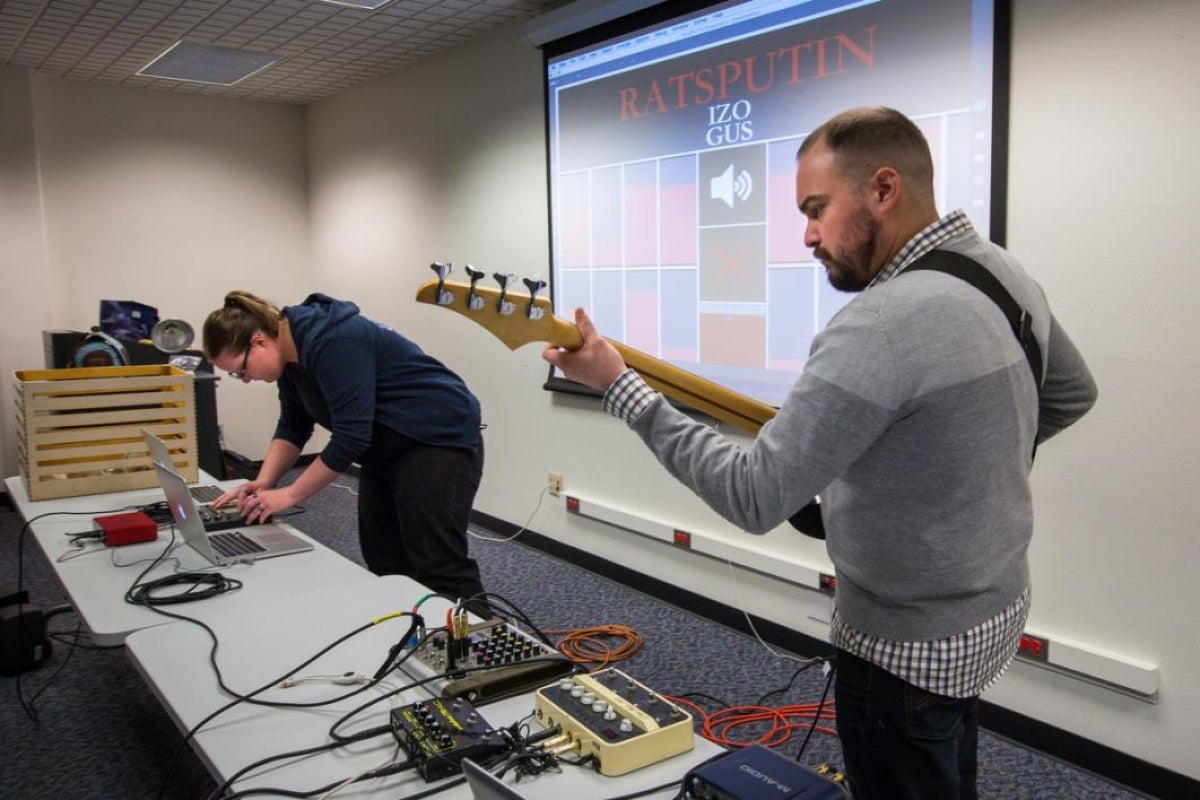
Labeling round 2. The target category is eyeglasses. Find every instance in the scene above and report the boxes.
[229,346,252,381]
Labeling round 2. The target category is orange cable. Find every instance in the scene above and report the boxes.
[544,624,644,668]
[668,694,837,748]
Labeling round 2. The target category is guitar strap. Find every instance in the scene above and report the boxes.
[788,248,1044,540]
[903,249,1044,393]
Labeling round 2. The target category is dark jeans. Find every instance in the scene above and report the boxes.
[835,649,979,800]
[357,430,486,606]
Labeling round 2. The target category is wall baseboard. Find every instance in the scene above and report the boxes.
[471,509,1195,800]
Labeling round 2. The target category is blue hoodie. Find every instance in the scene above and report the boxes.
[273,294,481,472]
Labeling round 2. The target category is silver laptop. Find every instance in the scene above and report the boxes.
[140,428,225,504]
[153,462,312,566]
[461,759,526,800]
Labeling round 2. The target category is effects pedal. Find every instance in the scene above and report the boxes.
[683,744,845,799]
[533,667,694,776]
[400,618,575,705]
[390,696,508,781]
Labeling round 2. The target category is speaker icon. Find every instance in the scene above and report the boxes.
[710,163,753,208]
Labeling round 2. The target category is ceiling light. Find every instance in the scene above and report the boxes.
[137,41,279,86]
[319,0,395,9]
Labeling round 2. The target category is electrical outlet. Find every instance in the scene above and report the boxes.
[1017,632,1050,662]
[547,472,563,496]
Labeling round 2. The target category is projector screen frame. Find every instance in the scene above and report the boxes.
[539,0,1013,407]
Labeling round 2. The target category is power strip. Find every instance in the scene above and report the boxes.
[533,667,694,775]
[399,618,575,705]
[390,696,508,781]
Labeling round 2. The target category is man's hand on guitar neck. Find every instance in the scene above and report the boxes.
[542,307,628,392]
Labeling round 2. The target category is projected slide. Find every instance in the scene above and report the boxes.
[546,0,1000,406]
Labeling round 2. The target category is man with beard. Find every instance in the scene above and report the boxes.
[543,106,1097,798]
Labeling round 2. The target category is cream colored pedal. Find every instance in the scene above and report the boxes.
[533,667,694,776]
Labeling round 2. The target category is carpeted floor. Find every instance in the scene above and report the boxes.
[0,475,1153,799]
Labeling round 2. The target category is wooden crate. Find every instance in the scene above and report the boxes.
[14,365,198,500]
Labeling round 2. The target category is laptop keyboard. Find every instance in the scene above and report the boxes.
[209,531,267,559]
[189,485,224,504]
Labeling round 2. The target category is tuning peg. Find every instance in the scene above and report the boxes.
[493,272,517,316]
[430,262,455,305]
[465,264,486,311]
[523,275,547,320]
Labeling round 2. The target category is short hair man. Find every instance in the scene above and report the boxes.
[544,106,1097,797]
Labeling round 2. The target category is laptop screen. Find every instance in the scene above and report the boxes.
[460,759,526,800]
[153,461,218,561]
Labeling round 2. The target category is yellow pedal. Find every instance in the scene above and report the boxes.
[533,668,694,776]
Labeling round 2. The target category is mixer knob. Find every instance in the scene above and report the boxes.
[580,692,595,705]
[592,701,608,714]
[619,718,634,733]
[604,709,617,721]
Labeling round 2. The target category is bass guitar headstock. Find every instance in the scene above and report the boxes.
[415,261,581,351]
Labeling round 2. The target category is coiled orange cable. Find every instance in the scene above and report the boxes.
[667,694,837,748]
[545,624,644,668]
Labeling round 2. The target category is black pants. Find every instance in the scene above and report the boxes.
[834,649,979,800]
[357,429,486,606]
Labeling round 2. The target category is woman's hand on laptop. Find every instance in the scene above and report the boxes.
[240,486,296,525]
[214,480,269,512]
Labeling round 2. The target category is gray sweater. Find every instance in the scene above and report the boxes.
[629,228,1097,642]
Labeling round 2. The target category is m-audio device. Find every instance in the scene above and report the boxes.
[399,618,574,705]
[533,668,694,775]
[683,744,844,800]
[390,696,508,781]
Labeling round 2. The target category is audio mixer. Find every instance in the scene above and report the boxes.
[399,618,575,705]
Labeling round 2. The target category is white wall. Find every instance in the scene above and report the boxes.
[0,68,55,480]
[989,0,1199,771]
[13,76,314,461]
[306,0,1200,780]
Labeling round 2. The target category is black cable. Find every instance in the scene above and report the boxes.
[495,723,560,779]
[467,591,558,647]
[125,571,243,605]
[673,691,733,710]
[153,614,418,800]
[756,658,826,706]
[327,630,450,743]
[11,506,144,724]
[329,651,570,744]
[20,613,82,719]
[205,734,410,800]
[271,505,306,520]
[48,630,122,650]
[65,529,104,545]
[136,500,174,526]
[793,661,836,762]
[372,614,422,679]
[393,775,469,799]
